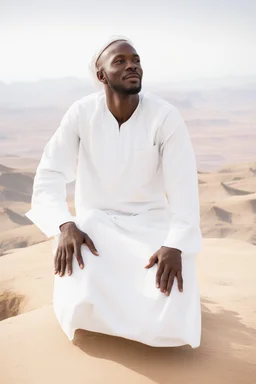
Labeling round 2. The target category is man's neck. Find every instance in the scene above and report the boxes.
[105,91,140,127]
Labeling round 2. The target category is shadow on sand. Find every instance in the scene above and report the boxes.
[73,298,256,383]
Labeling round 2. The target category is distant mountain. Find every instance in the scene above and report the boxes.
[1,75,256,109]
[0,77,94,109]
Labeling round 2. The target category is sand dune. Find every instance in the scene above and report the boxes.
[0,187,32,203]
[0,202,33,233]
[227,177,256,193]
[250,167,256,175]
[0,164,14,172]
[0,170,33,194]
[201,193,256,223]
[0,156,39,171]
[0,224,46,256]
[201,193,256,244]
[197,165,255,203]
[215,193,256,218]
[1,206,31,227]
[0,242,52,315]
[0,164,75,254]
[0,238,255,383]
[0,161,255,383]
[0,206,29,233]
[212,206,233,223]
[0,166,33,209]
[221,182,253,196]
[196,162,256,244]
[0,161,255,255]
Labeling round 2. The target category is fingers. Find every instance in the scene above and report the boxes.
[55,243,82,277]
[177,270,183,292]
[166,271,176,296]
[160,266,170,294]
[54,248,61,274]
[55,246,73,277]
[145,254,158,269]
[155,267,183,296]
[66,245,73,276]
[74,242,84,269]
[60,250,66,277]
[156,263,164,288]
[84,234,99,256]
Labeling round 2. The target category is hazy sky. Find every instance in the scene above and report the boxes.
[1,0,255,83]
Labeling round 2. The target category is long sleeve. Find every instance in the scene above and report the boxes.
[25,102,80,238]
[160,107,202,255]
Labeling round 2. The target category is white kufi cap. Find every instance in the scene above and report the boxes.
[89,35,134,87]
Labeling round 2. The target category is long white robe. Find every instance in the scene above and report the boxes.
[26,91,202,348]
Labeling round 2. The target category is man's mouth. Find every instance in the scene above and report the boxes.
[124,74,141,80]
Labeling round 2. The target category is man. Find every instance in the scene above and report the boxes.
[26,36,202,348]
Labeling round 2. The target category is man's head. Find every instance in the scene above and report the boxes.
[95,40,143,95]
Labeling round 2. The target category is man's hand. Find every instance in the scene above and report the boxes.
[54,222,99,277]
[145,246,183,296]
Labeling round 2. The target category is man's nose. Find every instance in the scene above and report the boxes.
[125,61,138,71]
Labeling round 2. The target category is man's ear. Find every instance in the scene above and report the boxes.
[97,70,107,84]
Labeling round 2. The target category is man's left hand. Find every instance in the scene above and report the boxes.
[145,246,183,296]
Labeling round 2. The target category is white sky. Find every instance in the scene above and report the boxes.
[1,0,256,83]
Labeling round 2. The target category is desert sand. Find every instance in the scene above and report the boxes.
[0,160,256,383]
[1,238,256,384]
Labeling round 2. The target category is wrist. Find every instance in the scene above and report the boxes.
[59,221,76,232]
[161,246,181,254]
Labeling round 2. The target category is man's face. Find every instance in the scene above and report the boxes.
[96,41,143,95]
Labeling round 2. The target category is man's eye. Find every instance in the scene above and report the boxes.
[115,59,124,64]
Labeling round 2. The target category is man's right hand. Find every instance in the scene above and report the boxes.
[54,222,99,277]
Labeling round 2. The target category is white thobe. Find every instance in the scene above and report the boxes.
[26,91,202,348]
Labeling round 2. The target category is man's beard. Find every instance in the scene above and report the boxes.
[106,76,142,95]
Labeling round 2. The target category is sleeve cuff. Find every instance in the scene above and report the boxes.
[25,208,75,238]
[163,226,202,255]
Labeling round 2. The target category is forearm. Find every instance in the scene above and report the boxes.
[160,108,202,255]
[26,168,75,238]
[26,102,80,237]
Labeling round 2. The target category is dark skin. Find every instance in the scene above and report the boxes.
[54,222,99,277]
[54,41,183,296]
[96,40,143,127]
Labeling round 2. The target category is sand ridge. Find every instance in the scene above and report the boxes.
[0,161,255,254]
